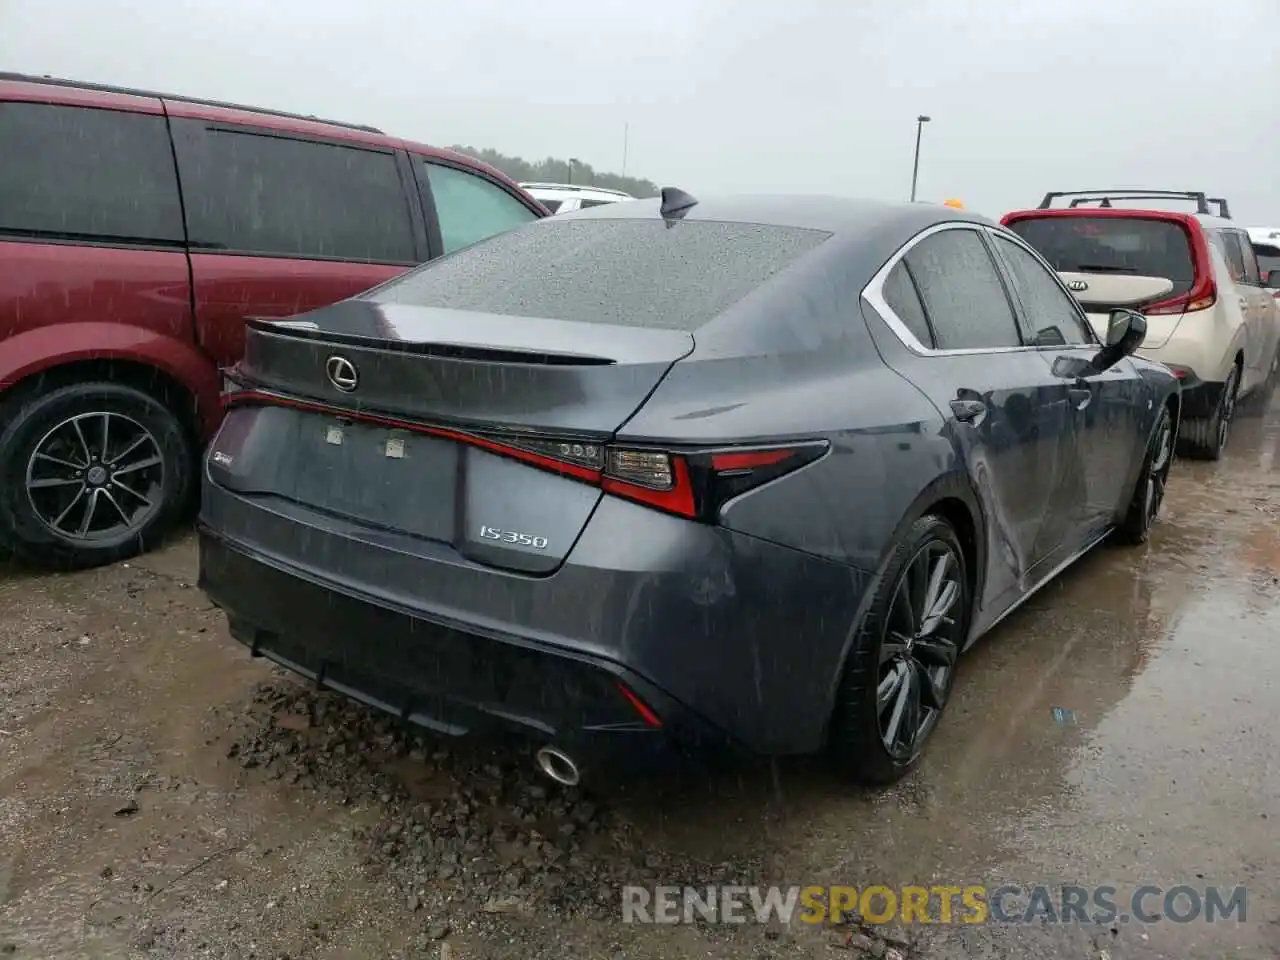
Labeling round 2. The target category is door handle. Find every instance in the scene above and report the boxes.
[1068,386,1092,410]
[950,398,987,423]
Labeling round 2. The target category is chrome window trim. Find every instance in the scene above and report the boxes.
[984,225,1102,348]
[861,221,1035,357]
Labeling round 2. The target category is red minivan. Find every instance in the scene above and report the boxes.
[0,73,546,568]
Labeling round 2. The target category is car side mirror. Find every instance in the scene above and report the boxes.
[1092,308,1147,371]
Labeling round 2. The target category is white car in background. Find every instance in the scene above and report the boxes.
[520,182,634,214]
[1248,227,1280,304]
[1003,190,1280,460]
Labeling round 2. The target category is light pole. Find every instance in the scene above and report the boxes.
[909,115,931,202]
[567,157,581,185]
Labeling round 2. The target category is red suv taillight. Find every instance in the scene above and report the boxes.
[224,390,828,522]
[1144,288,1217,316]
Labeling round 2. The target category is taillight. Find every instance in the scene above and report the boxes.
[615,680,662,727]
[223,390,827,522]
[1145,290,1216,316]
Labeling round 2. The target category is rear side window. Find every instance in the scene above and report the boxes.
[881,261,934,347]
[370,219,830,330]
[1215,231,1247,283]
[904,229,1022,350]
[1007,216,1195,299]
[1237,233,1262,284]
[421,162,539,254]
[180,128,416,262]
[0,102,183,244]
[993,236,1092,346]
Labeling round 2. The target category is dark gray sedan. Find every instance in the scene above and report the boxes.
[197,191,1180,786]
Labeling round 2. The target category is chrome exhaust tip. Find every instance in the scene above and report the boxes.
[535,746,581,786]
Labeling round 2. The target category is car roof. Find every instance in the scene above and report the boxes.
[556,192,996,236]
[0,72,533,202]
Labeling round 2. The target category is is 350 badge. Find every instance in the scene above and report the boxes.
[478,525,549,550]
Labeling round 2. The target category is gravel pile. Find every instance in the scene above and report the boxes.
[225,678,770,929]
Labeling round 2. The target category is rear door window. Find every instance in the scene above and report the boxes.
[1216,231,1247,283]
[370,219,830,330]
[420,162,540,254]
[993,235,1093,346]
[903,228,1023,350]
[1237,233,1262,284]
[178,126,416,263]
[0,102,183,245]
[1006,216,1196,299]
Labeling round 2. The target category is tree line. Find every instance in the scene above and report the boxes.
[450,146,658,198]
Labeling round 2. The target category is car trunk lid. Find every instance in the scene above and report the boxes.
[210,300,694,574]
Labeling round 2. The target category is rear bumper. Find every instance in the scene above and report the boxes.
[199,529,727,775]
[197,483,871,760]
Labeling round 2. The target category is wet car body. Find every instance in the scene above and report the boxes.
[197,195,1180,783]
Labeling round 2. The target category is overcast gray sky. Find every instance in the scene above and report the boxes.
[4,0,1277,221]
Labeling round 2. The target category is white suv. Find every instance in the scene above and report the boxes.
[519,182,634,214]
[1003,190,1280,460]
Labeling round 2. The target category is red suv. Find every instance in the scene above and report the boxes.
[0,73,546,568]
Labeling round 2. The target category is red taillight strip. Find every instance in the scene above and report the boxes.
[224,391,813,524]
[615,680,663,728]
[225,390,603,483]
[711,449,793,471]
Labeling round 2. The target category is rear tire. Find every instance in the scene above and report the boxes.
[1178,363,1239,461]
[1239,349,1279,415]
[1114,405,1173,545]
[0,382,194,569]
[828,515,971,786]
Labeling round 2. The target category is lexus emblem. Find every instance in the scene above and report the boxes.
[1067,279,1089,292]
[325,355,358,392]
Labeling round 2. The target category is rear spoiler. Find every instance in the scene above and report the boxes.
[244,315,617,366]
[1038,189,1230,219]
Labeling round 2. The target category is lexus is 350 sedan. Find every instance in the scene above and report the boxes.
[198,190,1180,786]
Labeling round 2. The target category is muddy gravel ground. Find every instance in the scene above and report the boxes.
[4,408,1280,960]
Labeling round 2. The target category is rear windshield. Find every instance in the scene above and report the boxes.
[1007,216,1195,298]
[368,219,830,330]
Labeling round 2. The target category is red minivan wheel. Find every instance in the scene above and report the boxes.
[0,381,194,569]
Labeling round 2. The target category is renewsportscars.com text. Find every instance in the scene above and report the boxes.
[621,884,1247,925]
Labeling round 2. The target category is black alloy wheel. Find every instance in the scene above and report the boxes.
[1115,405,1174,545]
[829,515,970,785]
